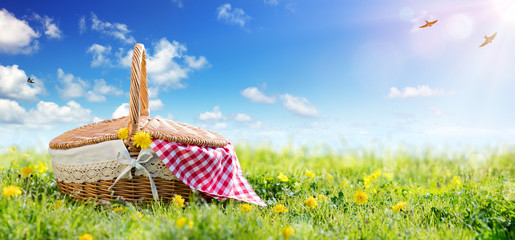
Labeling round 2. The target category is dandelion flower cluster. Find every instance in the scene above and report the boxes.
[34,161,48,173]
[117,127,129,140]
[20,166,34,177]
[2,185,22,198]
[273,204,288,213]
[79,233,93,240]
[132,211,144,221]
[354,191,368,205]
[392,201,408,212]
[304,169,315,178]
[240,203,252,212]
[175,217,187,228]
[280,226,294,239]
[452,176,462,186]
[132,131,152,149]
[10,146,16,152]
[277,172,289,182]
[113,206,124,213]
[172,195,185,208]
[54,200,63,208]
[342,179,349,185]
[304,196,318,209]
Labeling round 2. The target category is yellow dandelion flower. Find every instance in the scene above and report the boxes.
[273,204,288,213]
[132,131,152,149]
[34,161,48,173]
[277,172,289,182]
[383,172,393,180]
[187,220,194,229]
[240,203,252,212]
[172,195,185,208]
[354,191,368,205]
[54,200,63,208]
[10,146,16,152]
[20,166,34,177]
[280,226,294,240]
[117,127,129,140]
[445,170,452,177]
[342,179,349,185]
[78,233,93,240]
[305,169,315,178]
[22,153,30,158]
[2,185,22,197]
[327,174,334,181]
[363,176,372,188]
[113,206,124,213]
[392,201,408,212]
[451,176,462,186]
[304,196,318,209]
[373,170,381,178]
[175,217,187,228]
[131,211,144,221]
[317,194,329,202]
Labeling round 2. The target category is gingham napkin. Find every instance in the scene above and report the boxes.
[151,139,266,207]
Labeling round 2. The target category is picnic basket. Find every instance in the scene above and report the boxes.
[48,43,228,203]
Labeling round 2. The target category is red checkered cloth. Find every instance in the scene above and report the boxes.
[151,139,267,207]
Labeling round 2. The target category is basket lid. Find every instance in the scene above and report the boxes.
[49,43,228,150]
[49,116,228,149]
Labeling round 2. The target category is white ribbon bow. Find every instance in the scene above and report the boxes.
[108,148,159,201]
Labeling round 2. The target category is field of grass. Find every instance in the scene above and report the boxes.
[1,144,514,239]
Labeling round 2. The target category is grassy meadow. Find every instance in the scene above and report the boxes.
[0,144,514,239]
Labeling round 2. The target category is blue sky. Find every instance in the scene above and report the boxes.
[1,0,515,150]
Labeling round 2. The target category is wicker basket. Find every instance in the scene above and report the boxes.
[49,43,228,203]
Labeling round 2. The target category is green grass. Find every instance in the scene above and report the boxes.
[1,145,514,240]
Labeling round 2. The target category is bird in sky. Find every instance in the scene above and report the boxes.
[479,32,497,47]
[419,20,438,28]
[27,77,34,83]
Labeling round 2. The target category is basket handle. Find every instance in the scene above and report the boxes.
[128,43,149,137]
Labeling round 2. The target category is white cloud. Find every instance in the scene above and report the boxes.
[90,13,135,44]
[264,0,279,6]
[86,79,123,102]
[112,103,129,118]
[149,99,164,111]
[0,99,26,123]
[0,8,40,54]
[118,38,209,89]
[250,120,263,129]
[79,16,86,34]
[0,64,43,101]
[172,0,183,8]
[241,87,276,104]
[234,113,252,122]
[56,68,88,99]
[87,44,112,67]
[217,4,251,27]
[213,122,228,129]
[199,106,224,121]
[388,85,454,98]
[42,16,62,39]
[429,106,443,117]
[280,93,319,118]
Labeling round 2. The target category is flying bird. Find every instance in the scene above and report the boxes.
[479,32,497,47]
[419,20,438,28]
[27,77,34,83]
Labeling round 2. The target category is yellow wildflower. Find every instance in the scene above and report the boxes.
[10,146,16,152]
[304,196,318,209]
[273,204,288,213]
[354,191,368,205]
[2,185,22,197]
[117,127,129,140]
[22,153,30,158]
[277,172,289,182]
[34,161,48,173]
[373,170,381,178]
[20,166,34,177]
[240,203,252,212]
[132,211,144,221]
[280,226,294,240]
[305,169,315,178]
[175,217,187,228]
[78,233,93,240]
[363,176,372,188]
[132,131,152,149]
[54,200,63,208]
[113,206,124,213]
[317,194,329,202]
[342,179,349,185]
[172,195,185,208]
[327,174,334,181]
[392,201,408,212]
[452,176,462,186]
[445,170,452,177]
[188,220,194,229]
[383,172,393,180]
